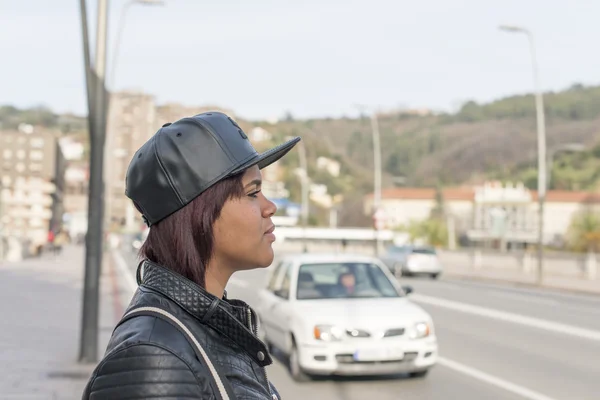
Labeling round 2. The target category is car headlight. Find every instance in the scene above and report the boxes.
[314,325,345,341]
[408,322,431,340]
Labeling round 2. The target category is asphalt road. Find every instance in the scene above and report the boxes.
[118,248,600,400]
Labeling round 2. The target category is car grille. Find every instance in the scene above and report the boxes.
[335,352,418,364]
[345,327,405,339]
[383,328,405,337]
[346,329,370,338]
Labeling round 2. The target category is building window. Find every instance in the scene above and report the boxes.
[30,138,45,148]
[15,163,25,173]
[16,150,26,160]
[29,150,43,161]
[3,149,12,160]
[30,163,43,173]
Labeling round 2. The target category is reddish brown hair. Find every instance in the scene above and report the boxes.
[138,173,244,287]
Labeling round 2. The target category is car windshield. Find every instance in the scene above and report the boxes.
[296,262,401,300]
[387,246,407,253]
[412,248,436,255]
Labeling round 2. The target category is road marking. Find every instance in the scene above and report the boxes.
[228,278,249,288]
[411,294,600,342]
[113,250,138,294]
[438,357,556,400]
[489,291,559,306]
[444,277,600,305]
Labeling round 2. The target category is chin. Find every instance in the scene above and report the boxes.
[256,247,275,268]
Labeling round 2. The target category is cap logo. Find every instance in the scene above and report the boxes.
[227,116,248,139]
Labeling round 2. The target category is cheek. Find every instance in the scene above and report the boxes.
[220,203,263,240]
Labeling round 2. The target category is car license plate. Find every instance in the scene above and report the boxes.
[353,347,404,362]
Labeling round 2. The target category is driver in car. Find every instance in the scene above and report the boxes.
[337,271,357,295]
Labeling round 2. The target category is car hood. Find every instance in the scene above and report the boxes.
[292,297,431,329]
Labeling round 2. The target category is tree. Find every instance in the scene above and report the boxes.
[430,183,445,219]
[397,218,448,247]
[566,211,600,252]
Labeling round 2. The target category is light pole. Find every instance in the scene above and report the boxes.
[109,0,165,90]
[79,0,110,363]
[499,25,546,285]
[105,0,164,234]
[355,105,383,256]
[286,136,309,252]
[0,183,4,262]
[547,143,585,189]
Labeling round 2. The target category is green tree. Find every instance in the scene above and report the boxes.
[397,218,448,247]
[566,211,600,252]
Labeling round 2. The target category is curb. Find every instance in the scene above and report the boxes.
[444,272,600,297]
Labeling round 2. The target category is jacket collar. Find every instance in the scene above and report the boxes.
[137,260,272,367]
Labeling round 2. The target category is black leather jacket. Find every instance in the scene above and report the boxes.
[82,260,280,400]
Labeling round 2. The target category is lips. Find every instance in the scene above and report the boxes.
[264,225,275,235]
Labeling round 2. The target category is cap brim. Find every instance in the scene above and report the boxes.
[230,136,301,175]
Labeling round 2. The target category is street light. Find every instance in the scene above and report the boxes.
[547,143,586,188]
[499,24,547,285]
[109,0,165,90]
[286,136,309,252]
[105,0,164,233]
[355,105,383,256]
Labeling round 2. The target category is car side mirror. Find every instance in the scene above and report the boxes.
[274,289,289,299]
[401,285,413,295]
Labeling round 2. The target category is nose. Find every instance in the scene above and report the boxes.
[261,194,277,218]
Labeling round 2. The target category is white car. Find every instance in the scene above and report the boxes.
[380,246,443,279]
[256,253,438,382]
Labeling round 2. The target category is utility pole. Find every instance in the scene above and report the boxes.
[370,111,382,256]
[0,183,4,262]
[499,25,547,285]
[78,0,110,363]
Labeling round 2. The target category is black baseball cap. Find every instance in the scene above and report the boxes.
[125,111,301,226]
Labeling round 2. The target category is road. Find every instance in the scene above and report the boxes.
[118,248,600,400]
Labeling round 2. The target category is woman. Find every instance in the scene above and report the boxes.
[83,112,300,400]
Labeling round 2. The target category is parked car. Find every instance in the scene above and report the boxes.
[380,245,443,279]
[255,253,438,382]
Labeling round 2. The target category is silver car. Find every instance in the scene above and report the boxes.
[380,246,443,279]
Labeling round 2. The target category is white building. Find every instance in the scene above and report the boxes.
[249,127,272,143]
[316,157,341,177]
[364,181,600,247]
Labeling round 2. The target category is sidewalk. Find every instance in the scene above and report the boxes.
[0,245,128,399]
[444,263,600,295]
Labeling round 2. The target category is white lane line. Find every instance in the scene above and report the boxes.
[489,291,559,306]
[411,293,600,342]
[113,250,138,294]
[438,357,556,400]
[228,278,249,288]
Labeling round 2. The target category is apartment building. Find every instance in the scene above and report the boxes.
[0,125,65,256]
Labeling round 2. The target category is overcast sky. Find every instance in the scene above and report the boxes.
[1,0,598,120]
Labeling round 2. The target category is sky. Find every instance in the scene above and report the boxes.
[1,0,599,121]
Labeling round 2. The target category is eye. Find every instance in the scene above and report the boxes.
[248,190,261,198]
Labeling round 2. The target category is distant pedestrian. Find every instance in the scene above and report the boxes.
[82,112,301,400]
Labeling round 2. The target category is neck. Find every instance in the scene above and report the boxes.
[204,258,234,298]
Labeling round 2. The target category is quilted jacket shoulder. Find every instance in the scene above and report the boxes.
[82,260,280,400]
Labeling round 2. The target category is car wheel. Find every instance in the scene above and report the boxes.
[430,273,440,279]
[409,369,429,378]
[289,340,311,382]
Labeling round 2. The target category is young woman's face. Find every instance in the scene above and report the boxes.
[212,165,278,271]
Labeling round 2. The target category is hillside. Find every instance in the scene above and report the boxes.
[3,83,600,226]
